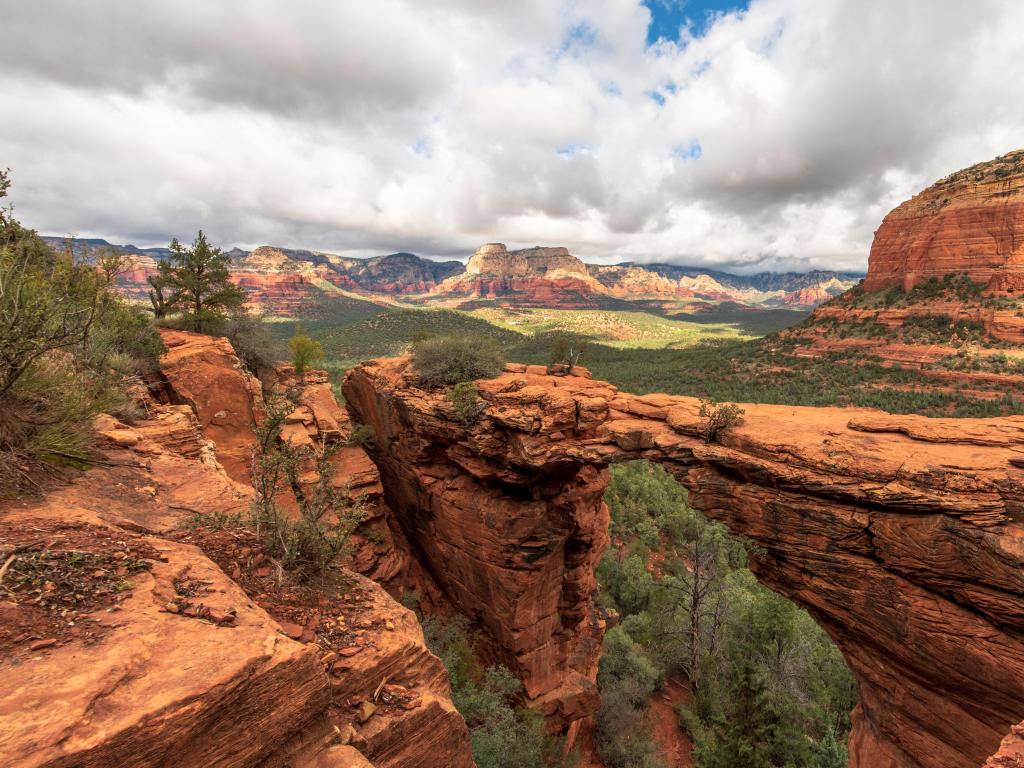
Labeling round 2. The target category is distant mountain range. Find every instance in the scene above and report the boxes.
[41,236,863,314]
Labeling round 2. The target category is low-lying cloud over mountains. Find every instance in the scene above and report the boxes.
[3,0,1023,271]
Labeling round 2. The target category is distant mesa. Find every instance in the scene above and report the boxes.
[40,235,862,313]
[865,149,1024,293]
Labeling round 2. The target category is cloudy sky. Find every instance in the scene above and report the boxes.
[1,0,1022,272]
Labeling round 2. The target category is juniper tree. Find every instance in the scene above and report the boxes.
[157,230,245,333]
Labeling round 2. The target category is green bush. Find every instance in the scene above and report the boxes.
[348,423,377,450]
[422,615,573,768]
[448,381,483,424]
[698,399,745,443]
[289,330,324,376]
[411,334,504,387]
[0,170,163,491]
[226,310,279,374]
[250,398,366,579]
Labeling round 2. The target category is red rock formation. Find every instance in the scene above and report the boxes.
[157,329,264,485]
[344,357,1024,768]
[864,149,1024,293]
[986,722,1024,767]
[0,391,474,768]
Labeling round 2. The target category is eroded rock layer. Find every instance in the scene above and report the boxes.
[864,149,1024,293]
[344,357,1024,768]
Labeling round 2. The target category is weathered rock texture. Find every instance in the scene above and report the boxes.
[0,339,475,768]
[986,721,1024,767]
[344,357,1024,768]
[864,149,1024,293]
[157,329,265,484]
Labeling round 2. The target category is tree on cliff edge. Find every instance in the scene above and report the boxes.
[157,230,245,333]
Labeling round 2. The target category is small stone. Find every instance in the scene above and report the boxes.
[320,651,338,666]
[278,621,304,639]
[357,700,376,723]
[253,566,272,578]
[338,645,364,657]
[164,602,180,614]
[385,620,394,631]
[29,638,57,651]
[338,723,357,745]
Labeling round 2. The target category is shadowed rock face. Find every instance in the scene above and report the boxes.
[864,149,1024,293]
[344,357,1024,768]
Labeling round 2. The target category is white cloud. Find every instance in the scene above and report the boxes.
[1,0,1022,271]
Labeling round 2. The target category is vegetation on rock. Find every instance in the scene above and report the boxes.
[423,615,575,768]
[447,382,483,424]
[289,329,324,376]
[411,333,504,387]
[594,461,856,768]
[0,170,163,490]
[250,398,365,579]
[155,230,246,333]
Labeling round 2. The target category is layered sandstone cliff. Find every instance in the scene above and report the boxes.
[0,334,475,768]
[344,357,1024,768]
[864,149,1024,292]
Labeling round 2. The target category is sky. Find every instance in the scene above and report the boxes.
[1,1,1022,273]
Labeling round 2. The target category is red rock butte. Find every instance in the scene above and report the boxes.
[864,149,1024,293]
[344,357,1024,768]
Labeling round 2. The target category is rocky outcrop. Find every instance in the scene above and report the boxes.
[864,149,1024,293]
[344,357,1024,768]
[157,329,265,485]
[986,722,1024,767]
[432,243,605,307]
[0,378,474,767]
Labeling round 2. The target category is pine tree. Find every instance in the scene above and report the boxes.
[158,230,245,333]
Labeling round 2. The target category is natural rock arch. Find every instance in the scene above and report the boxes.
[344,358,1024,768]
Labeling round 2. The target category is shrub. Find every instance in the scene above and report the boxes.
[250,398,366,579]
[411,334,504,387]
[448,381,483,424]
[698,399,745,443]
[549,334,588,367]
[348,422,377,449]
[0,170,163,490]
[289,330,324,376]
[226,310,278,374]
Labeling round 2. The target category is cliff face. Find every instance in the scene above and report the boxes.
[0,332,475,768]
[344,357,1024,768]
[864,149,1024,293]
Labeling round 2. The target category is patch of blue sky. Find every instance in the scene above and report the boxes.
[672,140,703,160]
[559,21,598,56]
[643,0,749,44]
[556,143,592,157]
[412,136,432,158]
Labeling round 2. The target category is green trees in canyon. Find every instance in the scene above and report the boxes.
[595,461,856,768]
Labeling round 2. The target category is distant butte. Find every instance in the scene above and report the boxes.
[865,149,1024,293]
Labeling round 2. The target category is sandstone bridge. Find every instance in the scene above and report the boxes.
[344,357,1024,768]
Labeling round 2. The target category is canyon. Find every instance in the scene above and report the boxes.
[7,148,1024,768]
[344,357,1024,768]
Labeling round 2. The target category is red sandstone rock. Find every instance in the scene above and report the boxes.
[0,388,474,768]
[344,357,1024,767]
[985,721,1024,768]
[158,329,264,485]
[864,149,1024,293]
